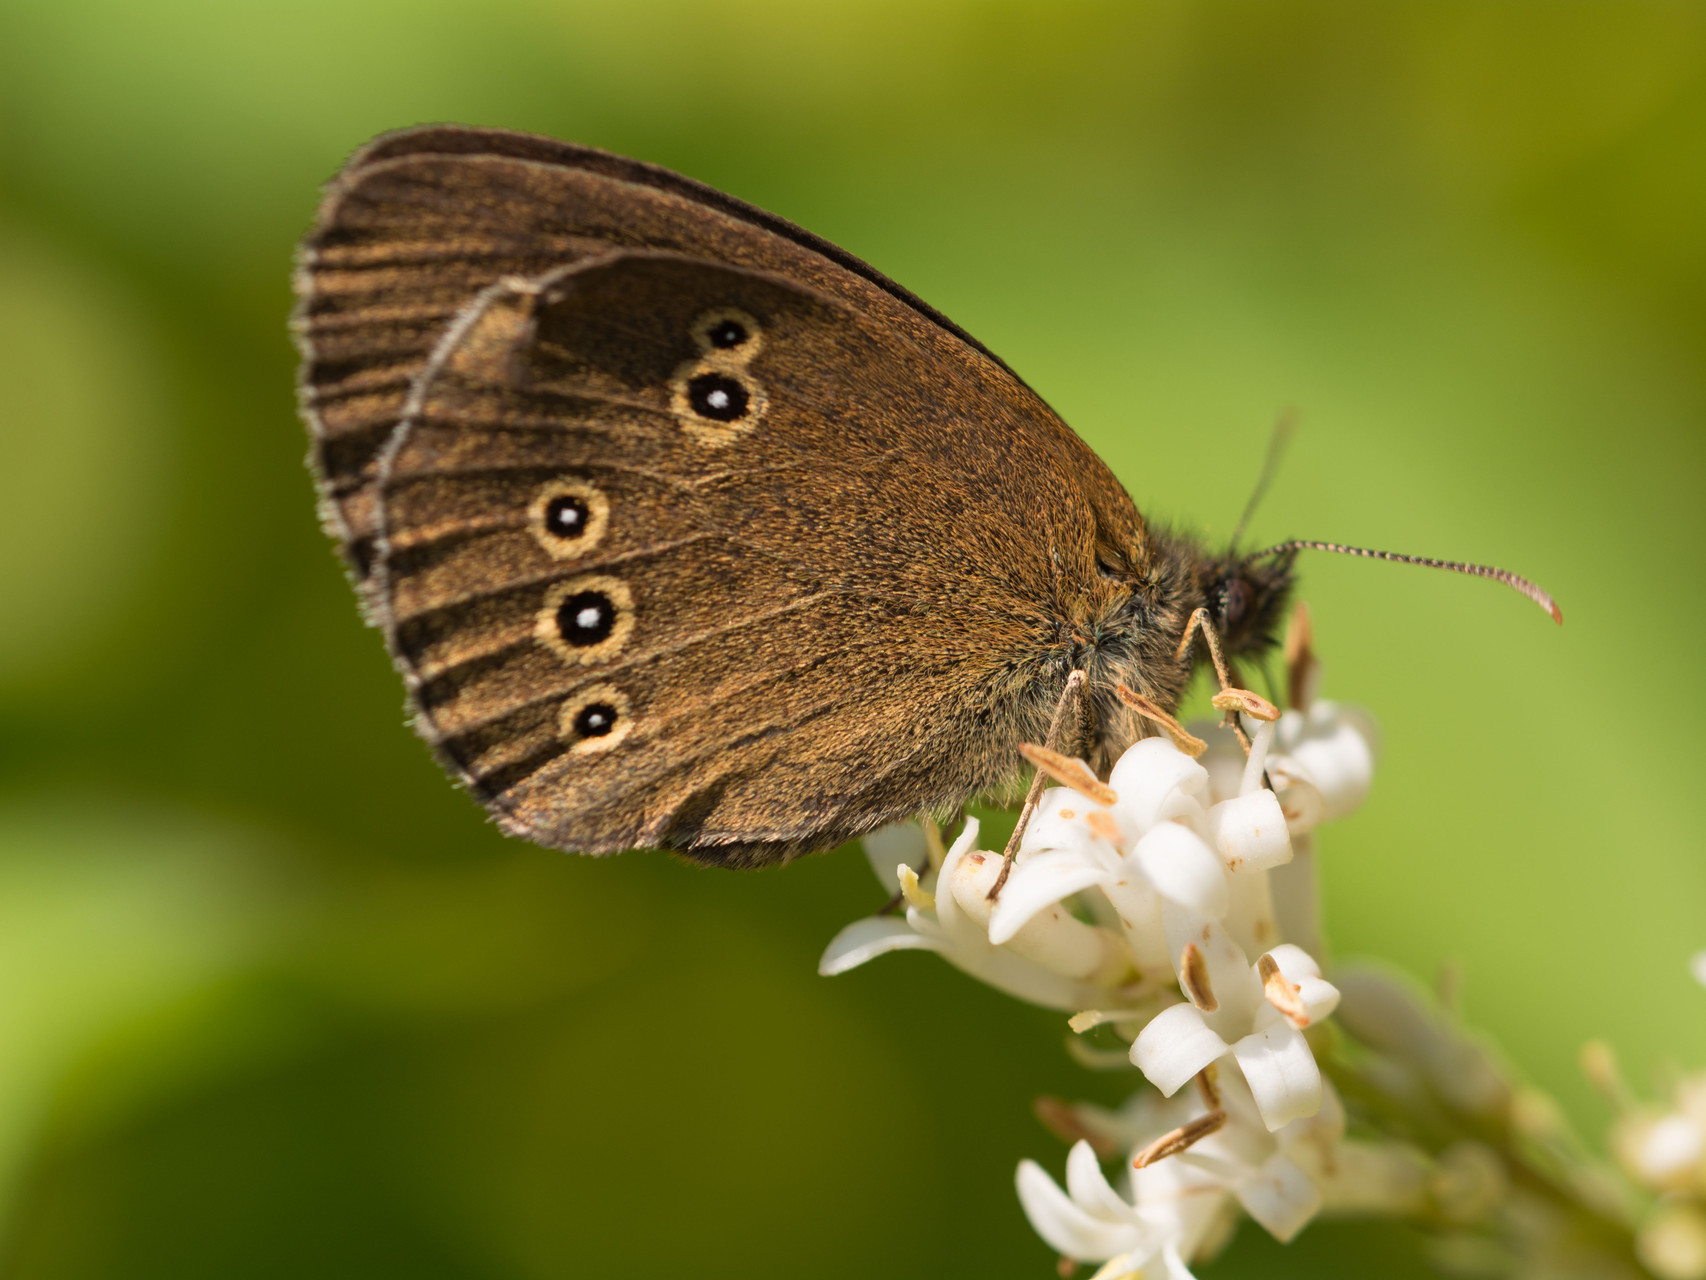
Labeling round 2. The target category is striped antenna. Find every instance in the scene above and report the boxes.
[1252,539,1562,625]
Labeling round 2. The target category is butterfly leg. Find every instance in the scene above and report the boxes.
[987,669,1088,901]
[1178,606,1286,763]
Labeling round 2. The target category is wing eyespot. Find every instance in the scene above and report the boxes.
[690,307,763,357]
[535,575,634,664]
[529,478,610,559]
[559,683,633,754]
[687,372,749,422]
[671,306,768,447]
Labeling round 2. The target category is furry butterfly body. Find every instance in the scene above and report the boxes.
[294,126,1292,867]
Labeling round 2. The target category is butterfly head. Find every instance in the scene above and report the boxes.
[1203,544,1299,664]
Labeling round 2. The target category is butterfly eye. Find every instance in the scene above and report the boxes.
[1221,577,1253,631]
[687,372,750,422]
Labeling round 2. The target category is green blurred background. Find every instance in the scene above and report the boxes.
[0,2,1701,1275]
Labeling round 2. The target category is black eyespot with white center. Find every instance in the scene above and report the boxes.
[544,494,590,541]
[557,590,616,646]
[707,318,748,349]
[573,702,618,739]
[687,372,749,422]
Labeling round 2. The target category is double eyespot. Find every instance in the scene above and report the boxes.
[671,307,767,447]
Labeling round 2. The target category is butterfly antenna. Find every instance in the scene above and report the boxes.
[1229,408,1298,552]
[1253,539,1563,625]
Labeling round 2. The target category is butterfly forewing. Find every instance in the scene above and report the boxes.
[296,127,1148,864]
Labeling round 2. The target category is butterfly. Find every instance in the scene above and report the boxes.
[293,125,1556,868]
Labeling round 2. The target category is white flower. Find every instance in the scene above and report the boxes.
[991,734,1292,983]
[1132,941,1339,1131]
[1607,1068,1706,1199]
[1018,1072,1379,1272]
[818,818,1142,1012]
[1267,700,1378,833]
[1016,1140,1198,1279]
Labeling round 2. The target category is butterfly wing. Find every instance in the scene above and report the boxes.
[295,127,1145,864]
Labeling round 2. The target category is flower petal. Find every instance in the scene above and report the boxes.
[929,819,986,946]
[1272,702,1377,822]
[1191,721,1248,805]
[861,822,925,894]
[1268,772,1324,836]
[1206,790,1292,874]
[1235,1152,1321,1242]
[1223,864,1281,962]
[957,849,1128,984]
[931,837,1116,1009]
[1022,787,1124,857]
[1158,1242,1200,1280]
[1263,942,1321,981]
[1232,1014,1323,1130]
[1095,873,1171,973]
[1017,1155,1147,1261]
[817,916,939,976]
[1162,908,1263,1027]
[1132,823,1228,918]
[1066,1137,1136,1220]
[1132,1002,1230,1096]
[990,848,1114,945]
[1109,739,1210,835]
[1264,943,1340,1023]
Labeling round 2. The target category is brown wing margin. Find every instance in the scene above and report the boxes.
[348,124,1019,379]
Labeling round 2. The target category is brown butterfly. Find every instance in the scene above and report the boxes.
[293,125,1558,869]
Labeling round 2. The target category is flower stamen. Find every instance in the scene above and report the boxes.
[1211,687,1281,722]
[899,864,935,912]
[1180,942,1219,1012]
[1284,601,1318,711]
[1258,952,1310,1027]
[1115,683,1208,756]
[1194,1064,1222,1109]
[920,813,946,874]
[1019,742,1118,806]
[1033,1095,1122,1159]
[1132,1109,1228,1168]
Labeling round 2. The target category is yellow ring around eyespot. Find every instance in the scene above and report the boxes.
[535,574,635,665]
[690,306,764,358]
[668,356,768,448]
[558,682,634,754]
[528,477,611,560]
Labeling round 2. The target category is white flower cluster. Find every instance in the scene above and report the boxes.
[820,697,1380,1277]
[1585,960,1706,1280]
